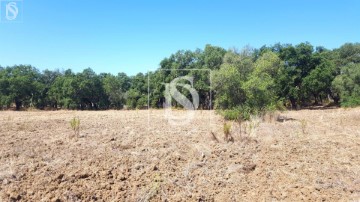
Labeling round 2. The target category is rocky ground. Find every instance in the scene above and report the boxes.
[0,108,359,201]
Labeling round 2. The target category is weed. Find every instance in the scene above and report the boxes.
[139,173,162,202]
[223,122,231,135]
[70,117,80,138]
[223,122,234,142]
[300,119,307,134]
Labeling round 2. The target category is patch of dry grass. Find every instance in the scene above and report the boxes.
[0,108,359,201]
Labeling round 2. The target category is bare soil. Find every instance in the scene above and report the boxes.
[0,108,359,201]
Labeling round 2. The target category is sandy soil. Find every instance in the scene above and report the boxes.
[0,108,359,201]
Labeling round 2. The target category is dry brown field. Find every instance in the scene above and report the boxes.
[0,108,359,201]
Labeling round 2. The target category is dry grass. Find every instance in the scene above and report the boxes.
[0,108,359,201]
[223,122,234,143]
[70,117,81,139]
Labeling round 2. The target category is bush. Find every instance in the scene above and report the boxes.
[70,117,80,137]
[332,63,360,107]
[222,108,241,121]
[220,101,285,121]
[223,122,233,142]
[341,96,360,107]
[223,122,231,135]
[220,106,251,121]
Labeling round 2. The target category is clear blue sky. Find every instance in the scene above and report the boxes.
[0,0,359,76]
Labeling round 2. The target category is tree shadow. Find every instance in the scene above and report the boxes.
[302,103,340,111]
[276,116,297,122]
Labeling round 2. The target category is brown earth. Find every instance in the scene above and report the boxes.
[0,108,359,201]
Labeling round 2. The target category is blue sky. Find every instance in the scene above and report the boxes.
[0,0,359,76]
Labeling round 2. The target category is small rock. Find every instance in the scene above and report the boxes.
[243,164,256,173]
[78,173,90,179]
[2,179,9,185]
[134,164,143,170]
[119,175,127,181]
[57,174,64,180]
[9,193,21,201]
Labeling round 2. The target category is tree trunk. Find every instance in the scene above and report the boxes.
[290,98,297,110]
[319,95,323,104]
[330,93,340,105]
[15,100,21,111]
[314,95,318,105]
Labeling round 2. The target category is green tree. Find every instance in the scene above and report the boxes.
[276,42,319,108]
[244,52,282,110]
[0,65,43,110]
[332,63,360,107]
[102,73,129,109]
[48,71,79,109]
[336,43,360,65]
[213,48,254,109]
[126,73,147,109]
[76,68,108,109]
[126,88,141,109]
[202,44,226,70]
[303,61,336,104]
[38,69,62,108]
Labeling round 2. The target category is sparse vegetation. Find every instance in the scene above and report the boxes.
[70,117,80,138]
[0,109,360,201]
[300,119,307,135]
[1,1,359,201]
[223,122,234,142]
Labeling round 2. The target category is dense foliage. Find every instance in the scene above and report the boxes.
[1,42,359,115]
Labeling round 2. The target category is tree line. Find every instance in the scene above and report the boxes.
[0,42,359,117]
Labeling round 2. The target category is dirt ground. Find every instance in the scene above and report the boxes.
[0,108,359,201]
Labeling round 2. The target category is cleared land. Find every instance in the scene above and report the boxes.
[0,108,359,201]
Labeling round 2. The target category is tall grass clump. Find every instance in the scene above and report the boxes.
[70,117,80,138]
[223,122,234,142]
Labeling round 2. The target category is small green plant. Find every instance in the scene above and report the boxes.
[223,122,234,142]
[223,122,231,135]
[70,117,80,137]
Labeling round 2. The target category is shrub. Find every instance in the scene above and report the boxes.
[332,63,360,107]
[70,117,80,137]
[220,106,255,121]
[222,108,241,121]
[300,119,307,135]
[223,122,234,142]
[340,96,360,107]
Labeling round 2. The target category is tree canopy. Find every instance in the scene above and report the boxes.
[1,42,359,114]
